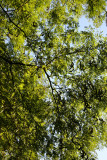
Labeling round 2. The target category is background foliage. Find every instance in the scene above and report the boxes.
[0,0,107,159]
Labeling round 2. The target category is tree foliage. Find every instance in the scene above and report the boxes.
[0,0,107,159]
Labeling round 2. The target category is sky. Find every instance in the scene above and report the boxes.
[96,147,107,160]
[79,15,107,160]
[79,16,107,36]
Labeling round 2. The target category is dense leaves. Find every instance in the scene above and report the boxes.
[0,0,107,159]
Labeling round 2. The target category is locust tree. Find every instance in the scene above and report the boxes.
[0,0,107,159]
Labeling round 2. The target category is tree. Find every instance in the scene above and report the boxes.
[0,0,107,159]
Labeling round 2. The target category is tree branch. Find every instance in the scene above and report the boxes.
[0,55,39,67]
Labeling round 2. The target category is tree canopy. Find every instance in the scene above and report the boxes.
[0,0,107,159]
